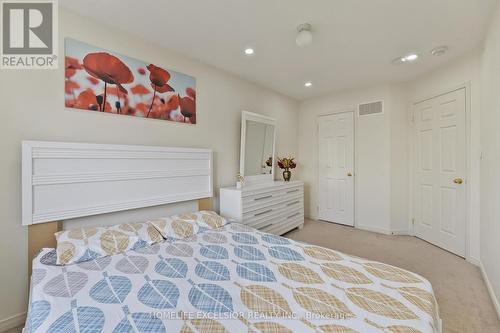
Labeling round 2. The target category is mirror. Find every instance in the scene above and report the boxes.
[244,120,274,175]
[240,111,276,184]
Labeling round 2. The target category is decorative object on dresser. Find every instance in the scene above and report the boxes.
[220,181,304,235]
[265,156,273,174]
[220,110,304,235]
[236,172,245,189]
[277,156,297,181]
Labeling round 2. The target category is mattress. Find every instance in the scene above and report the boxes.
[25,222,440,333]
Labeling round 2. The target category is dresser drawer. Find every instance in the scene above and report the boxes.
[243,185,302,204]
[248,213,287,230]
[243,205,303,233]
[261,213,304,235]
[220,181,304,236]
[242,196,303,222]
[242,187,303,213]
[245,205,303,230]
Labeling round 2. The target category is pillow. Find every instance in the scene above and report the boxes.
[192,210,229,229]
[55,222,162,265]
[149,211,228,240]
[149,216,200,240]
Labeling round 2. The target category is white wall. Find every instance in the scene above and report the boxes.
[389,85,410,233]
[407,50,482,263]
[480,1,500,315]
[0,8,299,327]
[298,85,401,235]
[298,50,482,263]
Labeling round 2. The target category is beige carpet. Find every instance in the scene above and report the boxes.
[285,219,500,333]
[7,219,499,333]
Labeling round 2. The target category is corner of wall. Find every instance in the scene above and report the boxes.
[0,312,26,332]
[480,261,500,320]
[479,0,500,321]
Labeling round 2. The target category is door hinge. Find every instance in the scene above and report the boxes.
[412,218,415,226]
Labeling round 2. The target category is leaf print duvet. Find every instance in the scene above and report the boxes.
[26,222,440,333]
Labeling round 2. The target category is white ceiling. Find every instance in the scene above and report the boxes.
[61,0,497,100]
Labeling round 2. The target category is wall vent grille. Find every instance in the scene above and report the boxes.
[358,101,383,116]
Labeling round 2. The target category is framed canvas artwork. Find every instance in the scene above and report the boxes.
[64,38,197,124]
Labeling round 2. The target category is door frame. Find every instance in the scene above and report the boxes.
[316,110,356,227]
[409,82,475,262]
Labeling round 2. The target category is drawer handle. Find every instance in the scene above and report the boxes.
[286,201,300,206]
[287,189,299,194]
[259,223,273,230]
[287,212,301,219]
[254,195,272,201]
[255,209,272,217]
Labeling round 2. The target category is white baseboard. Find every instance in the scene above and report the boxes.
[0,312,25,333]
[306,217,409,236]
[467,255,480,266]
[355,224,393,235]
[304,214,317,221]
[390,229,409,236]
[480,261,500,320]
[357,225,408,236]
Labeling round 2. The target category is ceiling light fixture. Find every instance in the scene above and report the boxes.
[244,48,254,55]
[430,46,448,57]
[296,23,312,48]
[392,53,420,64]
[401,54,419,62]
[304,81,312,87]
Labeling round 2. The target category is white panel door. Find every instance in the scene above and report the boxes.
[414,88,466,256]
[318,112,354,226]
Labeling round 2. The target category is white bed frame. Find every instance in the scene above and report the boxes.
[22,140,213,273]
[22,141,213,226]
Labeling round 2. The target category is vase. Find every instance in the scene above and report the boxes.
[282,170,291,181]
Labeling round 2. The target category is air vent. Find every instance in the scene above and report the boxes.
[358,101,383,117]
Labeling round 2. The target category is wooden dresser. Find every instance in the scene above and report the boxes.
[220,180,304,235]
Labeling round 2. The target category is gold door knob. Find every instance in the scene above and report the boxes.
[454,178,463,184]
[347,172,353,177]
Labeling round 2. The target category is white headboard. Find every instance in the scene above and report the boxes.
[22,141,213,226]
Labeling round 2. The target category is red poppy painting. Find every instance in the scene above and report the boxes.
[64,38,197,124]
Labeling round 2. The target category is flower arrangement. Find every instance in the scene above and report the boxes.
[265,157,273,174]
[277,157,297,181]
[277,157,297,171]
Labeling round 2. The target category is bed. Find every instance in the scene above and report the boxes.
[26,221,440,333]
[22,141,441,333]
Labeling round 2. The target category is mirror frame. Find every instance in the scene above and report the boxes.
[239,111,277,185]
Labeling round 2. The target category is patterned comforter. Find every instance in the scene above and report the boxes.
[26,223,440,333]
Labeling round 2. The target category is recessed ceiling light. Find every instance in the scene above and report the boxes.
[244,48,254,55]
[392,53,420,64]
[431,46,448,56]
[304,81,312,87]
[402,54,419,62]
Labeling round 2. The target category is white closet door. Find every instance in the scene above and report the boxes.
[414,88,466,257]
[318,112,354,226]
